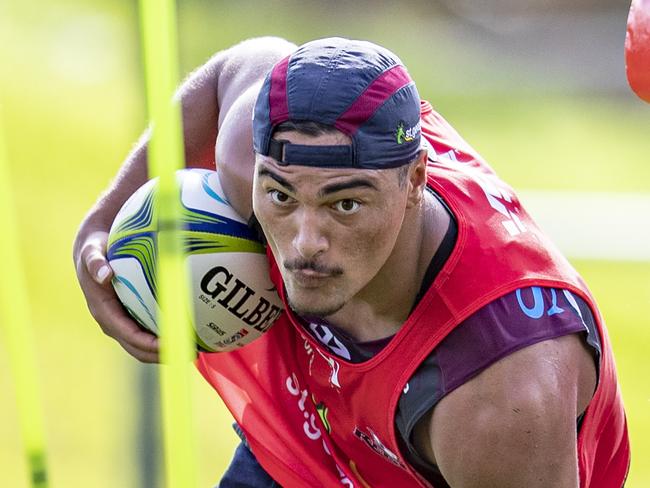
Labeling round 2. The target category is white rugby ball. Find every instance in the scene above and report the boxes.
[106,168,283,352]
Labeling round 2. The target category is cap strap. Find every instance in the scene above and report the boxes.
[268,139,354,167]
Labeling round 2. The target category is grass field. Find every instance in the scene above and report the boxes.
[1,1,648,487]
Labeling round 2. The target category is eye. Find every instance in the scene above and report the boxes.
[269,189,294,205]
[333,199,361,215]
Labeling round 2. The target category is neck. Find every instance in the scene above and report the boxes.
[325,190,448,342]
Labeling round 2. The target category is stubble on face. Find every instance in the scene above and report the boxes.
[287,295,346,318]
[282,257,346,318]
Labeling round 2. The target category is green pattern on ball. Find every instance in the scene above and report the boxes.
[111,235,158,296]
[181,205,223,224]
[108,189,158,248]
[183,232,264,255]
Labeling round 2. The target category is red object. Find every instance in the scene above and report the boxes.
[197,102,630,487]
[335,66,412,134]
[626,0,650,102]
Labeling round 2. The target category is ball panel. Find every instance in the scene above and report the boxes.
[181,208,260,242]
[107,233,157,297]
[110,257,159,333]
[179,169,241,222]
[107,168,283,352]
[107,179,158,248]
[183,231,264,255]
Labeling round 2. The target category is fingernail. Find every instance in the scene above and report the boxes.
[97,265,111,283]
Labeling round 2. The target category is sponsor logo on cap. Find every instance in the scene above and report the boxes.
[396,120,421,145]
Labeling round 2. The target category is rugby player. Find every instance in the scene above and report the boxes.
[74,37,629,487]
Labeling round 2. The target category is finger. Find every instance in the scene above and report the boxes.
[94,293,160,354]
[80,272,160,354]
[75,231,160,361]
[82,244,113,285]
[119,339,160,364]
[90,257,112,285]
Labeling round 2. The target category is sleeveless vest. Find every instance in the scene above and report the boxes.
[197,101,629,487]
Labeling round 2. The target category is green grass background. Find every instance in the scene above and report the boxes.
[0,1,648,486]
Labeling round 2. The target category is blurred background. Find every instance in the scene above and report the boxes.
[0,0,648,486]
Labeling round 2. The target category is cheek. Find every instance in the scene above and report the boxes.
[342,209,403,267]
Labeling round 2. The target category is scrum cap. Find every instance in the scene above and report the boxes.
[253,37,421,169]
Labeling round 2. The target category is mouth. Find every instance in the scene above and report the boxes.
[283,258,343,288]
[289,269,335,288]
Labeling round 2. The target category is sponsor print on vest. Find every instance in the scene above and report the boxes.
[516,287,587,324]
[425,138,526,238]
[309,322,352,360]
[285,372,355,487]
[353,426,406,469]
[305,339,342,389]
[473,173,526,237]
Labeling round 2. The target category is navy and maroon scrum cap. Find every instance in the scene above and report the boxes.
[252,37,422,169]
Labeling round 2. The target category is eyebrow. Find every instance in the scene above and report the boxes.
[318,178,378,197]
[256,165,378,197]
[257,167,296,193]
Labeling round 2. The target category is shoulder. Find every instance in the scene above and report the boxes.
[214,37,297,118]
[420,332,595,487]
[404,287,598,416]
[213,37,296,218]
[406,288,598,486]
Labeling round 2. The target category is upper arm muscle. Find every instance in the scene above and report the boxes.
[214,38,296,218]
[215,37,297,124]
[177,37,296,217]
[422,334,595,488]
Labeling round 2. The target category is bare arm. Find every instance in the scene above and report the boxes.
[73,37,296,362]
[413,334,597,487]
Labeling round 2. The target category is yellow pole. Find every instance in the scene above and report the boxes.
[0,107,49,487]
[138,1,198,487]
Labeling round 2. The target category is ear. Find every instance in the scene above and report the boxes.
[406,150,428,208]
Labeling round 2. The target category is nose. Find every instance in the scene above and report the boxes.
[292,208,328,260]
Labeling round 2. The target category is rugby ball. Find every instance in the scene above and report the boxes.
[106,168,283,352]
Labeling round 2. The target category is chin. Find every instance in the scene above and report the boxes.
[287,294,345,319]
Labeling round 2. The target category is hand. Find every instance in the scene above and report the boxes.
[74,228,159,362]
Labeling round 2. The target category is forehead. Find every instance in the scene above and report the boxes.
[254,155,391,190]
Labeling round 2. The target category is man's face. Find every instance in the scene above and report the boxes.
[252,130,412,318]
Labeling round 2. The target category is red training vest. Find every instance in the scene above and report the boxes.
[197,101,630,487]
